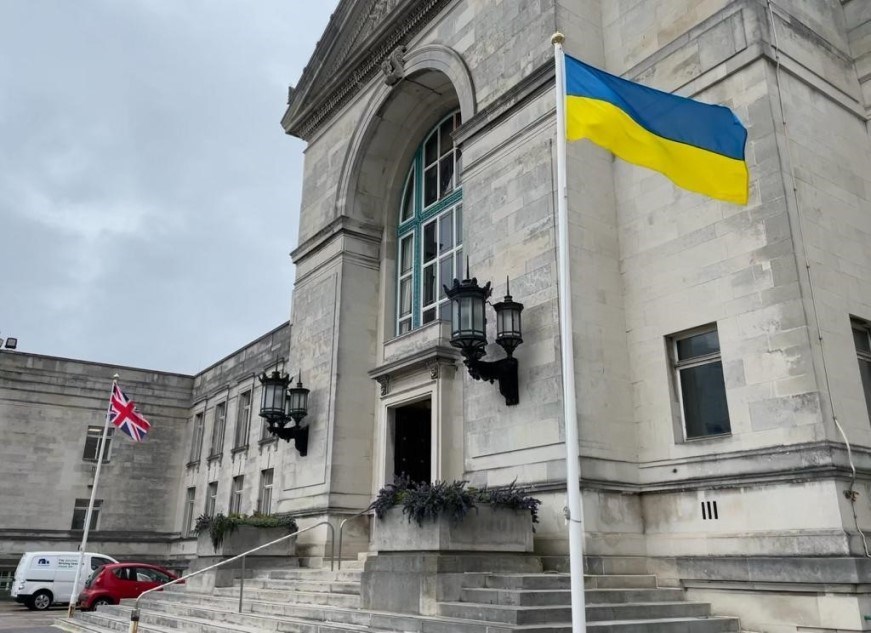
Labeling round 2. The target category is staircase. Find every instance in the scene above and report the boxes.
[56,563,740,633]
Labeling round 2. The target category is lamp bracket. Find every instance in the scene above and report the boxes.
[464,356,519,406]
[269,423,309,456]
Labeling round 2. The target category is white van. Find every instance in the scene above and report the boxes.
[10,551,118,610]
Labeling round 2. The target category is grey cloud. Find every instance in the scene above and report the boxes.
[0,0,337,373]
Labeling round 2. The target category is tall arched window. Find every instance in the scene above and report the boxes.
[396,111,463,335]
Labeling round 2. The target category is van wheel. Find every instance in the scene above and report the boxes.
[28,590,52,611]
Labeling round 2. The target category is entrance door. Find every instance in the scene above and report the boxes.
[393,400,431,483]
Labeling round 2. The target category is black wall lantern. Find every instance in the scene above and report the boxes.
[444,272,524,405]
[258,370,309,456]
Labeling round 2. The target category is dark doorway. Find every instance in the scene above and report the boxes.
[393,400,431,484]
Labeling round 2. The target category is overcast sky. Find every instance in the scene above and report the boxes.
[0,1,338,374]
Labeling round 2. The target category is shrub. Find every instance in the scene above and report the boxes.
[369,477,540,528]
[193,512,299,551]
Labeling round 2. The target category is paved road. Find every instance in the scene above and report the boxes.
[0,601,66,633]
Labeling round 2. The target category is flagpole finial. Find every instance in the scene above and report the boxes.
[112,373,119,382]
[551,32,565,45]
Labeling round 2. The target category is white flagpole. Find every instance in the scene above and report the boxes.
[67,373,118,618]
[552,32,588,633]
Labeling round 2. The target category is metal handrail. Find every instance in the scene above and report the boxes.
[336,509,372,570]
[126,520,335,633]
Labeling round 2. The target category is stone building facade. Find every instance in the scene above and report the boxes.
[0,324,291,576]
[3,1,871,631]
[276,1,871,630]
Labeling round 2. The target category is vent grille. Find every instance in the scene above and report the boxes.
[701,500,719,520]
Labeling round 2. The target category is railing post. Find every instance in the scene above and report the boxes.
[238,555,246,613]
[128,607,139,633]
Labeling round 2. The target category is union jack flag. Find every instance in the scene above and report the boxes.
[108,383,151,442]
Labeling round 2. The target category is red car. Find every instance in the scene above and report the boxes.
[78,563,179,609]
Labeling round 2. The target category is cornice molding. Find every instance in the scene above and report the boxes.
[283,0,455,140]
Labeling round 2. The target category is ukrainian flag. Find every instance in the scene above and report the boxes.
[565,54,748,204]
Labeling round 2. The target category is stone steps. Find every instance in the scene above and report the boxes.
[463,587,687,605]
[56,565,740,633]
[480,573,658,590]
[233,578,361,594]
[211,585,362,608]
[440,600,712,624]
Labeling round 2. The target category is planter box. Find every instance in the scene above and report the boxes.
[196,525,296,557]
[373,504,533,553]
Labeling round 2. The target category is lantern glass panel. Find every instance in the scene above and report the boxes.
[472,296,485,334]
[460,296,473,331]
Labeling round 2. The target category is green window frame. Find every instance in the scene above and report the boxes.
[396,111,464,335]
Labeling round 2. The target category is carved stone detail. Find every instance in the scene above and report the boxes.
[376,375,390,396]
[286,0,449,139]
[381,45,407,86]
[426,359,440,379]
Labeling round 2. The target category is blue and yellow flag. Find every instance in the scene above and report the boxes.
[565,54,748,204]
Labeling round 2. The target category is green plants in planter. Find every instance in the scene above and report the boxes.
[369,476,540,528]
[193,512,299,551]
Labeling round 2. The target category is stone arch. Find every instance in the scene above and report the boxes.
[335,43,476,224]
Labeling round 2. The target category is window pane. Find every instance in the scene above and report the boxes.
[440,119,454,157]
[854,327,871,354]
[398,319,411,334]
[423,307,436,324]
[677,330,720,361]
[400,235,413,274]
[439,210,453,253]
[423,264,436,305]
[680,361,731,438]
[399,278,412,317]
[860,359,871,417]
[439,256,452,299]
[424,166,437,207]
[439,155,454,197]
[423,222,437,262]
[439,302,451,321]
[401,167,415,222]
[455,248,464,280]
[456,148,462,184]
[455,204,463,245]
[424,133,438,166]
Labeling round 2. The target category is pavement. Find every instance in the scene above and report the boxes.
[0,600,66,633]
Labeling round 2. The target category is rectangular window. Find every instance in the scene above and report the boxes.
[229,476,244,515]
[205,482,218,517]
[234,390,252,448]
[257,469,274,515]
[210,402,226,457]
[82,426,114,462]
[189,412,204,463]
[397,233,414,335]
[420,204,462,326]
[71,498,102,530]
[261,417,273,441]
[182,487,196,536]
[853,319,871,419]
[671,326,731,439]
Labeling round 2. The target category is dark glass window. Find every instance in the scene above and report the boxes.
[853,320,871,419]
[83,426,113,462]
[71,499,102,530]
[672,327,731,439]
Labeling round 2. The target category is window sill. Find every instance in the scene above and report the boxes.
[186,460,200,469]
[207,453,222,463]
[682,432,732,444]
[231,445,248,455]
[258,437,278,446]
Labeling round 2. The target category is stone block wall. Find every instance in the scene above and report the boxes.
[0,351,192,568]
